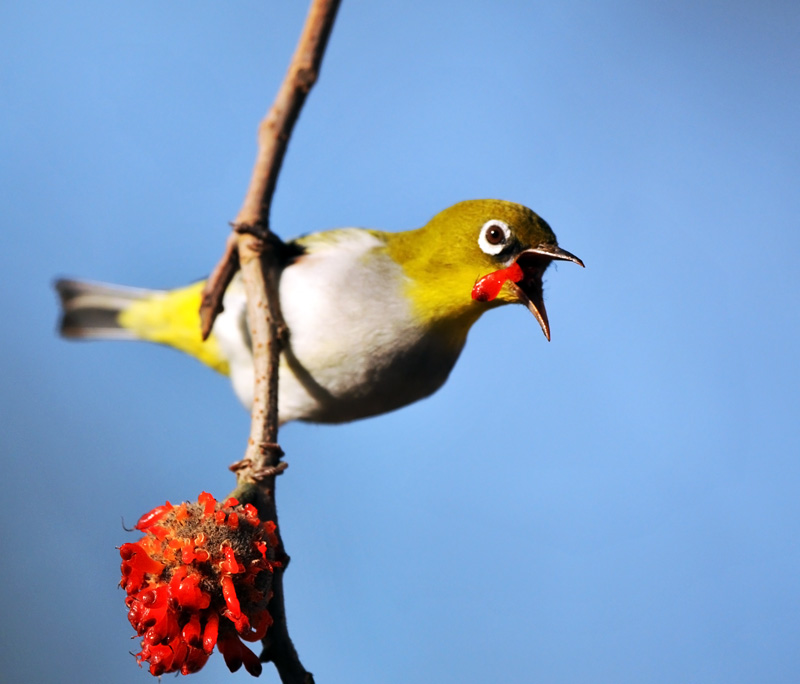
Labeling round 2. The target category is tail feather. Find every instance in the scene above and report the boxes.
[55,278,161,340]
[54,278,230,375]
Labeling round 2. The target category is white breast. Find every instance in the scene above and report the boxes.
[214,229,463,423]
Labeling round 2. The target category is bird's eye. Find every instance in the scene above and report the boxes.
[486,225,505,244]
[478,219,512,255]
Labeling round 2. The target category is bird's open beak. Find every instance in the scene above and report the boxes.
[510,244,584,341]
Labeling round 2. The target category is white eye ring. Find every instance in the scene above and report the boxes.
[478,219,512,255]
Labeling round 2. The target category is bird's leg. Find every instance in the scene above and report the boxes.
[233,220,273,242]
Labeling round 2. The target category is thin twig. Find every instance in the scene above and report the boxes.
[199,0,341,343]
[235,0,340,476]
[214,1,341,682]
[199,233,239,340]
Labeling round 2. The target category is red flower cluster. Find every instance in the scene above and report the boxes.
[120,492,279,676]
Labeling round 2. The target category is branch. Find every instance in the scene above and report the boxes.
[199,233,239,340]
[199,0,341,343]
[208,1,342,682]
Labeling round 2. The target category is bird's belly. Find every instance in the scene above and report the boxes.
[276,256,461,423]
[277,326,461,423]
[217,232,466,424]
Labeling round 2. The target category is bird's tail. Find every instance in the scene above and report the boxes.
[55,279,158,340]
[54,278,229,374]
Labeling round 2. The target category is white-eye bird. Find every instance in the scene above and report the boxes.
[56,200,583,424]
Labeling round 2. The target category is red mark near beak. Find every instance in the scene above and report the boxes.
[471,261,524,302]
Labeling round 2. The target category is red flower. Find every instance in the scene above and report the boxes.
[120,492,279,676]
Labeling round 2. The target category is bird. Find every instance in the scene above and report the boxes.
[55,199,583,424]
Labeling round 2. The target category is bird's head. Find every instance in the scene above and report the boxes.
[389,199,584,340]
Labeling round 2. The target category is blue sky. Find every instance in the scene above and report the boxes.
[2,2,799,682]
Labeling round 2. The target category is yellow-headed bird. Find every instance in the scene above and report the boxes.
[56,200,583,424]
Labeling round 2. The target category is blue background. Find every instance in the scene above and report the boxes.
[2,2,799,682]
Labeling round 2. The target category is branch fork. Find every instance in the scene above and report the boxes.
[200,1,342,681]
